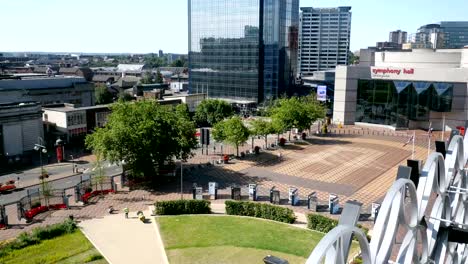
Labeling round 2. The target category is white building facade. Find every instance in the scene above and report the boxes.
[333,47,468,130]
[298,6,352,75]
[0,102,44,157]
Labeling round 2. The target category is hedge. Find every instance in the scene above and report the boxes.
[306,213,370,240]
[225,201,296,224]
[154,200,211,215]
[0,219,77,257]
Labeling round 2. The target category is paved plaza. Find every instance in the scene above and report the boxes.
[0,131,434,241]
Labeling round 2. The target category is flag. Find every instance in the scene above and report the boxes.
[403,135,414,147]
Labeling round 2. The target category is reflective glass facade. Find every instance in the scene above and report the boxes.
[440,22,468,49]
[188,0,298,103]
[356,79,453,128]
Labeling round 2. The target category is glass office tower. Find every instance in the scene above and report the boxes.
[188,0,299,104]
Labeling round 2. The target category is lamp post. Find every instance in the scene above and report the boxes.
[180,159,183,200]
[34,138,50,205]
[34,141,47,178]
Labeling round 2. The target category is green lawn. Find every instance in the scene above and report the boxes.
[157,215,325,264]
[0,231,107,264]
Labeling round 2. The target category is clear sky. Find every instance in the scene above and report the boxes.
[1,0,467,54]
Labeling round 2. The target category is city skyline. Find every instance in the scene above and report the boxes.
[1,0,468,54]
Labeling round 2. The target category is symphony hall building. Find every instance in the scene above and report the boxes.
[333,46,468,130]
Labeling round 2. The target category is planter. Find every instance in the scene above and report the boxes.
[82,189,115,203]
[25,205,49,220]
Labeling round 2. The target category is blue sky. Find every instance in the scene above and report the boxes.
[0,0,467,54]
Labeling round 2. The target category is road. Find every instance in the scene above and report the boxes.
[0,162,122,206]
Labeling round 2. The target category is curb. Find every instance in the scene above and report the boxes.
[150,207,170,264]
[78,227,114,264]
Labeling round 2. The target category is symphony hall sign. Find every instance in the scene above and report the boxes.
[371,67,415,78]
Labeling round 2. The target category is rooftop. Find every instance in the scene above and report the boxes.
[43,103,111,113]
[0,76,87,90]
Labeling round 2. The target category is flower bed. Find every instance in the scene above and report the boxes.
[49,204,67,210]
[24,204,68,220]
[25,206,49,220]
[0,223,6,229]
[82,189,115,203]
[0,185,16,193]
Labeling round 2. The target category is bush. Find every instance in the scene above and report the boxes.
[154,200,211,215]
[225,201,296,224]
[306,214,370,240]
[84,253,104,262]
[306,214,338,233]
[0,219,77,257]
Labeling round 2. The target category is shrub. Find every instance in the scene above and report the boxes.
[84,254,104,262]
[225,201,296,224]
[0,219,77,257]
[306,214,338,233]
[306,214,370,240]
[154,200,211,215]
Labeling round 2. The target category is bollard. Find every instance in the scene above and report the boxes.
[249,184,258,201]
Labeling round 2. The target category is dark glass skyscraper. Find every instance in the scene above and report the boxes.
[188,0,299,104]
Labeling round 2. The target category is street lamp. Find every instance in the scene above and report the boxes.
[34,143,48,176]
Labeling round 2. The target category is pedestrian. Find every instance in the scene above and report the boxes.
[16,177,20,188]
[123,207,129,219]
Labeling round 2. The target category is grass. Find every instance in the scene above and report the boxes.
[157,215,325,263]
[0,231,107,264]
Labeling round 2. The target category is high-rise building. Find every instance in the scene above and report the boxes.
[440,21,468,49]
[389,30,407,45]
[159,50,164,58]
[298,7,352,75]
[188,0,299,104]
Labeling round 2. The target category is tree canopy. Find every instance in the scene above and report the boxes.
[95,84,114,105]
[249,119,275,148]
[270,95,326,137]
[85,100,198,178]
[140,71,156,84]
[194,99,234,127]
[212,116,250,156]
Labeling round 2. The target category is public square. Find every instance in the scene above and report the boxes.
[0,128,433,241]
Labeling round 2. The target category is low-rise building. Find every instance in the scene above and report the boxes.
[162,93,206,112]
[43,104,111,142]
[0,75,95,106]
[0,102,44,159]
[333,47,468,130]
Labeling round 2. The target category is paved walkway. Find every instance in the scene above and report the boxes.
[80,208,168,264]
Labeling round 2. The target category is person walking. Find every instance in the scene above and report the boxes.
[123,207,129,219]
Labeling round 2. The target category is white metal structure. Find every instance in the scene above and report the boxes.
[307,132,468,263]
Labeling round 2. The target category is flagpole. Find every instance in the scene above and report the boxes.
[412,131,415,160]
[427,122,432,157]
[441,114,445,141]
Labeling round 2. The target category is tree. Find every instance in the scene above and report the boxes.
[212,116,250,156]
[85,100,198,179]
[118,91,133,102]
[91,153,106,192]
[156,70,164,84]
[171,59,185,67]
[270,96,326,140]
[141,71,155,84]
[194,99,234,127]
[349,51,360,65]
[95,84,114,105]
[250,119,275,149]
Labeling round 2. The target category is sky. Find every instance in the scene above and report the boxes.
[0,0,467,54]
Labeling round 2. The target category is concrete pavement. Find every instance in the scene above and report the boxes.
[80,208,168,264]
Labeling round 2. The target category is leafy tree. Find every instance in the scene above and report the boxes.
[270,96,326,140]
[95,84,113,105]
[91,153,106,191]
[141,71,155,84]
[118,91,133,102]
[212,116,250,156]
[85,100,198,179]
[194,99,234,127]
[156,70,164,84]
[171,59,185,67]
[250,119,275,148]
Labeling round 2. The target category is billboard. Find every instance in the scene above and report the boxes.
[317,85,327,102]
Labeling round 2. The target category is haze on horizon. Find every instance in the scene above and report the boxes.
[1,0,467,54]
